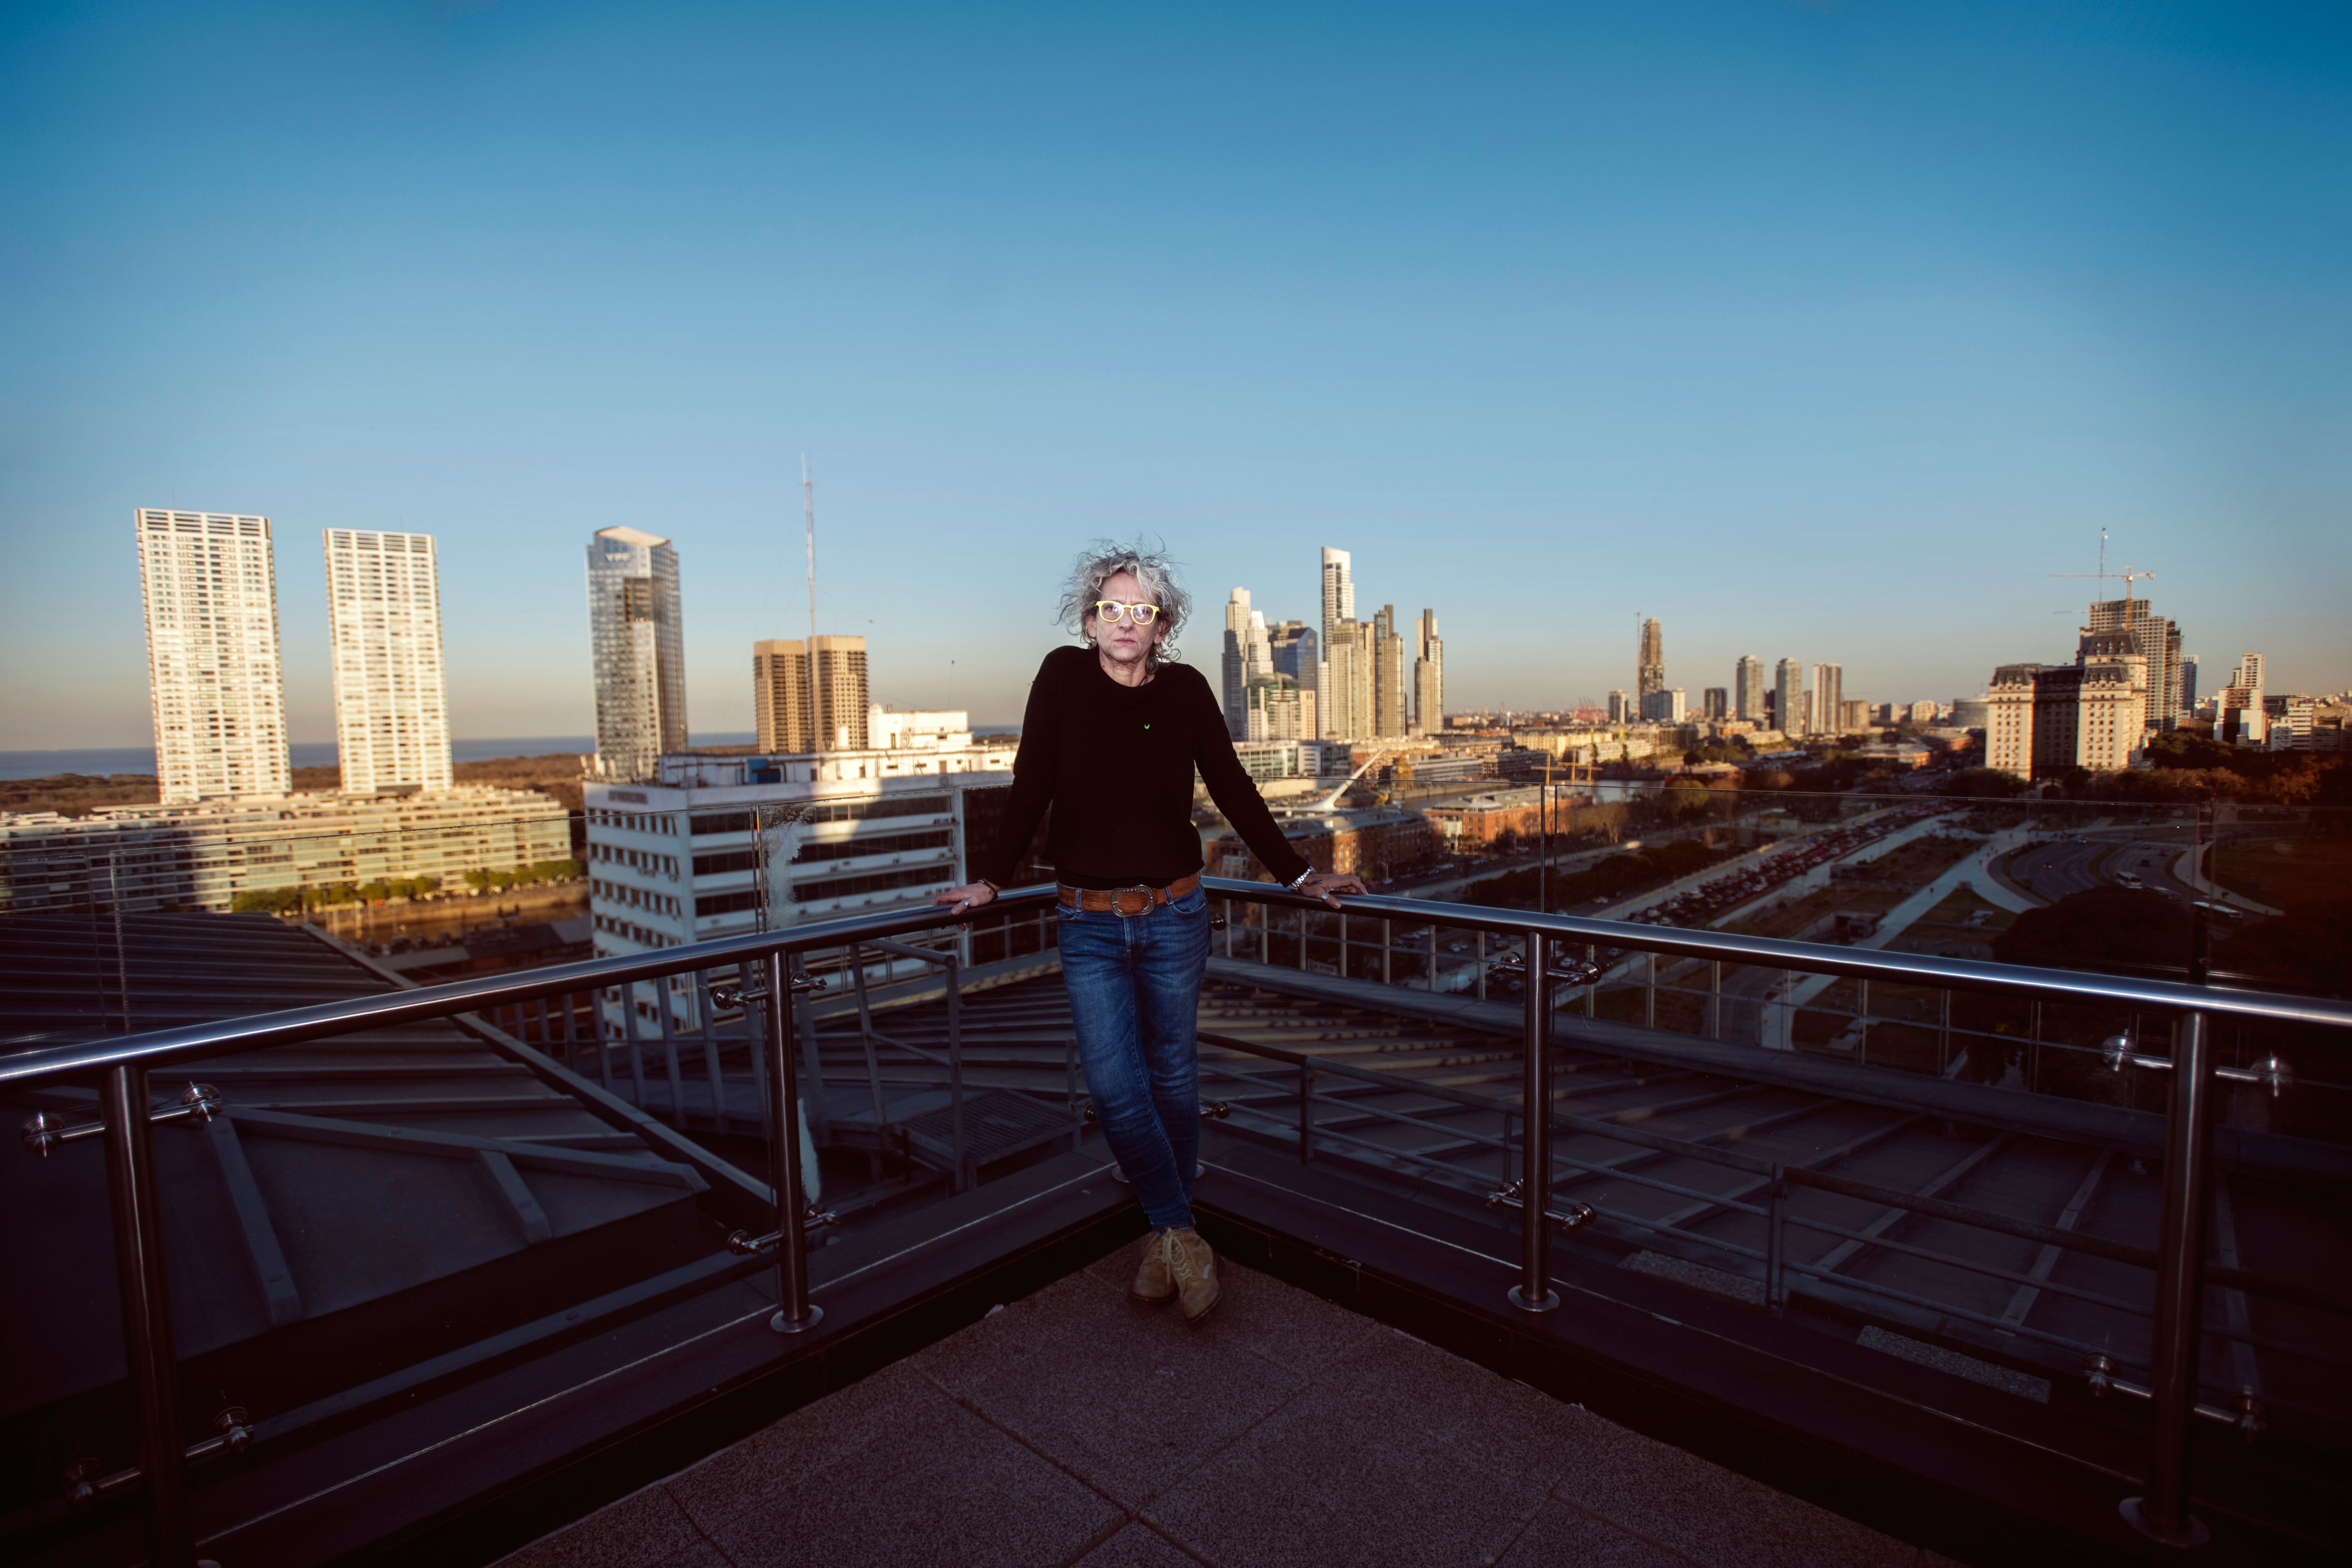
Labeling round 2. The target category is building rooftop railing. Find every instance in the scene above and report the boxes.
[6,865,2349,1563]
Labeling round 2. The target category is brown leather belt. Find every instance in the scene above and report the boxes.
[1057,874,1201,916]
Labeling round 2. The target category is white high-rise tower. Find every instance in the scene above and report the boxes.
[135,509,291,804]
[325,529,452,794]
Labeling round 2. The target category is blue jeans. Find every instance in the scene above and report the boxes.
[1058,883,1213,1231]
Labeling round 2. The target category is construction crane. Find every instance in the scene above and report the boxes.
[2049,529,2155,629]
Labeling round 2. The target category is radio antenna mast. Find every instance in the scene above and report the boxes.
[802,455,819,751]
[803,454,817,644]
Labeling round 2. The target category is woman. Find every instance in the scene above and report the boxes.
[936,541,1366,1326]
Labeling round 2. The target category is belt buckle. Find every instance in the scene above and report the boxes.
[1113,884,1154,917]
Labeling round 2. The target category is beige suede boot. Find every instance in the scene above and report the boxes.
[1165,1227,1222,1326]
[1129,1231,1177,1307]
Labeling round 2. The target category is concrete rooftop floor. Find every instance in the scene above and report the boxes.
[495,1243,1960,1568]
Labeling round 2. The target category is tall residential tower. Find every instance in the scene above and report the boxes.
[324,529,452,794]
[587,526,688,782]
[1734,656,1765,723]
[135,509,291,803]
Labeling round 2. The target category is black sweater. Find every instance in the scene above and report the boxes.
[974,646,1315,891]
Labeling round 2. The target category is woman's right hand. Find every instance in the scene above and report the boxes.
[934,882,997,914]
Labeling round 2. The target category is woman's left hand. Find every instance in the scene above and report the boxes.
[1298,871,1368,909]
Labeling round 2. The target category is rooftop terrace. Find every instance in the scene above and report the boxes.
[5,790,2349,1567]
[495,1238,1942,1568]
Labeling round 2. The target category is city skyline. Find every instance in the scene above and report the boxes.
[7,5,2350,747]
[42,509,2340,764]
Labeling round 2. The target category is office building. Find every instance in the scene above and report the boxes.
[753,636,869,754]
[1268,621,1319,738]
[1734,657,1764,723]
[1319,548,1354,653]
[1323,621,1375,740]
[324,529,452,795]
[1985,659,2142,779]
[1812,663,1844,737]
[1246,674,1305,742]
[2179,655,2199,719]
[582,734,1016,951]
[587,527,687,782]
[1222,588,1269,740]
[1413,610,1443,737]
[2264,693,2318,749]
[2229,652,2266,700]
[2220,686,2267,747]
[1907,700,1939,724]
[135,509,292,804]
[1607,690,1632,724]
[1775,660,1806,738]
[1701,688,1729,722]
[1637,618,1665,703]
[2083,599,2176,733]
[1841,700,1870,734]
[1373,605,1407,737]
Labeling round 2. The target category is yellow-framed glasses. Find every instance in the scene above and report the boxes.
[1093,600,1161,626]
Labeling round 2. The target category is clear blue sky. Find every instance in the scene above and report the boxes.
[4,0,2346,748]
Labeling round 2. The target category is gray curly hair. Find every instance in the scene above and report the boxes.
[1057,537,1191,662]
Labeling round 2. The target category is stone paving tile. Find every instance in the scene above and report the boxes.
[1316,1327,1620,1491]
[1552,1418,1916,1568]
[919,1268,1309,1508]
[491,1481,706,1568]
[696,1391,1123,1568]
[1147,1384,1546,1568]
[1495,1499,1691,1568]
[1088,1240,1380,1375]
[1073,1520,1209,1568]
[667,1357,950,1537]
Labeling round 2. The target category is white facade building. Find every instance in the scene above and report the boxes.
[135,509,291,804]
[324,529,452,794]
[584,738,1018,957]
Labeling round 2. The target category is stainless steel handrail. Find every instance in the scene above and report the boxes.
[10,875,2349,1562]
[1198,879,2352,1032]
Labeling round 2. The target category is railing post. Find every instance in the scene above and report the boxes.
[1644,951,1656,1029]
[1475,931,1486,1000]
[1511,931,1560,1313]
[2122,1008,2215,1548]
[1298,1059,1315,1163]
[1856,977,1869,1067]
[1937,988,1952,1075]
[1583,944,1596,1019]
[946,949,967,1190]
[1427,923,1438,992]
[102,1063,198,1568]
[2029,999,2043,1095]
[1708,959,1723,1041]
[763,951,822,1335]
[1766,1162,1787,1316]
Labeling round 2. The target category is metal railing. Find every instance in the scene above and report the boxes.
[7,875,2350,1560]
[1195,876,2352,1552]
[0,887,1060,1568]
